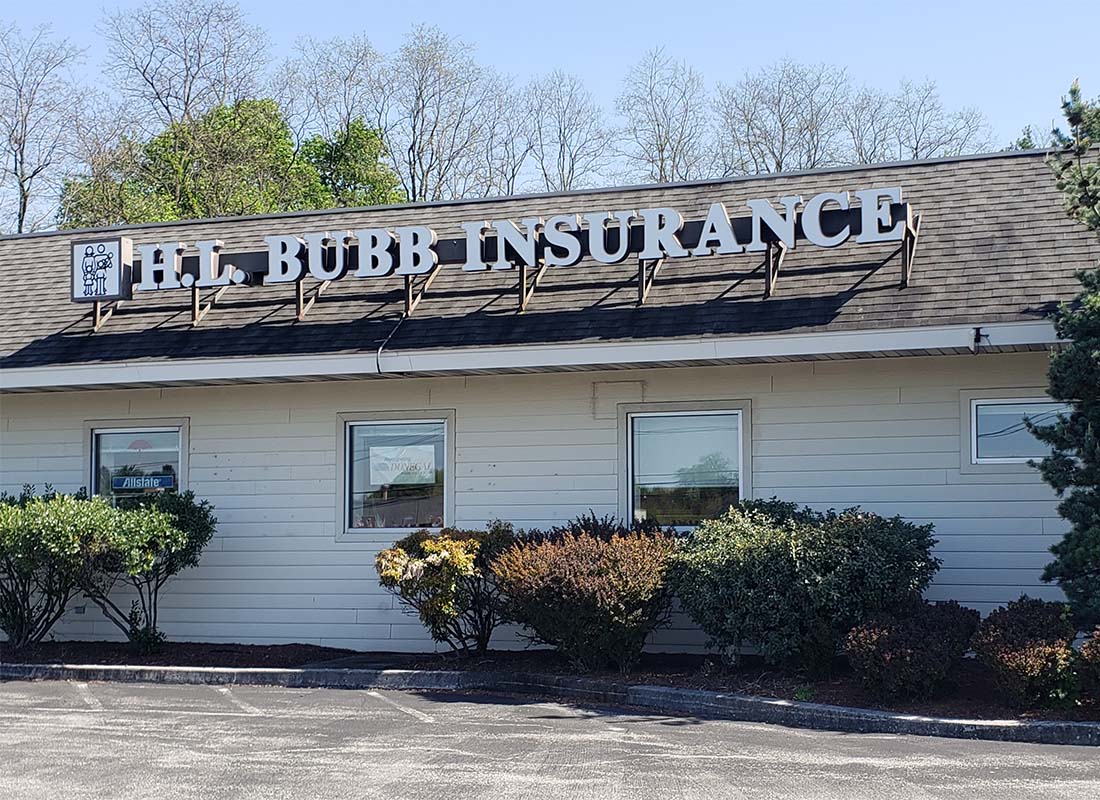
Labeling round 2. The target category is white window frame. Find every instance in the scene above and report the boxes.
[336,410,456,540]
[83,418,189,496]
[618,400,752,528]
[959,389,1066,473]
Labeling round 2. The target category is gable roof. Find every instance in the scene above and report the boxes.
[1,150,1097,382]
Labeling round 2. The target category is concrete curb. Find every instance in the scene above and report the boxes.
[3,662,1098,746]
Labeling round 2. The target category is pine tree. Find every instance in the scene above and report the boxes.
[1031,81,1100,627]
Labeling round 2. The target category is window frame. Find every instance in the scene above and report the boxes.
[959,388,1066,473]
[83,418,189,497]
[617,400,752,528]
[336,410,456,539]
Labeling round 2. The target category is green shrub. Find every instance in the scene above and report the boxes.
[0,487,103,649]
[92,490,217,650]
[669,503,940,672]
[0,487,213,652]
[376,521,517,654]
[492,532,676,672]
[845,600,980,698]
[523,511,674,543]
[972,596,1079,708]
[76,499,188,651]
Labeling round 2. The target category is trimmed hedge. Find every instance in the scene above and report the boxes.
[669,501,940,672]
[972,597,1079,708]
[492,532,676,672]
[845,600,980,698]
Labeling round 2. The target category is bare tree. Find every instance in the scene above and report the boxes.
[715,60,850,175]
[381,25,500,202]
[526,71,612,191]
[0,23,82,233]
[471,77,532,197]
[840,86,902,165]
[893,79,992,159]
[276,33,384,143]
[99,0,269,127]
[616,49,712,183]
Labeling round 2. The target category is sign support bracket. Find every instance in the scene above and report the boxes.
[901,210,922,288]
[403,262,444,317]
[296,279,331,321]
[191,285,231,326]
[763,241,787,298]
[92,300,120,332]
[638,257,664,305]
[519,262,549,312]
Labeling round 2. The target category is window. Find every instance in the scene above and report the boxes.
[628,410,743,527]
[91,427,183,499]
[345,419,448,531]
[971,399,1071,464]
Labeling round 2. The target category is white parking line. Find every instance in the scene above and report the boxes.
[213,686,262,715]
[366,690,436,723]
[72,682,102,710]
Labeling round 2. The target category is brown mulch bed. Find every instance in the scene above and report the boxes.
[0,640,357,669]
[3,641,1097,722]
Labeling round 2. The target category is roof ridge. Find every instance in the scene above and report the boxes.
[1,148,1062,243]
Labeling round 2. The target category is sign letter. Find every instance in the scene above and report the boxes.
[394,226,438,276]
[585,210,634,264]
[264,236,306,283]
[543,214,582,267]
[692,202,743,256]
[354,229,395,278]
[492,217,543,270]
[855,188,904,243]
[802,192,851,248]
[305,231,353,281]
[639,208,689,260]
[747,196,801,252]
[137,242,185,291]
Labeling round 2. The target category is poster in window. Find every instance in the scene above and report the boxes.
[368,445,436,485]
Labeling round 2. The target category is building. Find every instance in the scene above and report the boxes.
[1,150,1097,651]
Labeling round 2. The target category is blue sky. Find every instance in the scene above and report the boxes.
[12,0,1098,146]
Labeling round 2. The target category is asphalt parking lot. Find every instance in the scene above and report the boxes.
[1,680,1097,799]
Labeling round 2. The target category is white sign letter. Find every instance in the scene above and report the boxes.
[584,210,634,264]
[394,226,438,276]
[638,207,689,260]
[855,187,904,243]
[461,221,489,271]
[747,196,801,252]
[137,241,185,291]
[354,229,395,278]
[802,192,851,248]
[305,231,353,281]
[692,202,743,256]
[195,239,232,287]
[492,217,543,270]
[544,214,582,267]
[264,235,306,284]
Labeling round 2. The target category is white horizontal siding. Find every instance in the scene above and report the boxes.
[0,350,1063,652]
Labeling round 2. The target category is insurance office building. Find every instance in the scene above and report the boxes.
[1,149,1097,651]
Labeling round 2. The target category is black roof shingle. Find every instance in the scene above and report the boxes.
[1,150,1096,371]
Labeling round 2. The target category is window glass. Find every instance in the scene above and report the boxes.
[973,401,1071,462]
[631,412,740,527]
[348,421,446,529]
[93,429,181,499]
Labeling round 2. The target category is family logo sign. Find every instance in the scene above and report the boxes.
[71,238,133,302]
[69,187,915,304]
